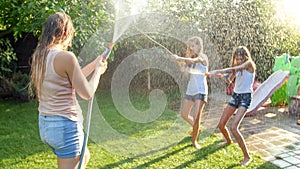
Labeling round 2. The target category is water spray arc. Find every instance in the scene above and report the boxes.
[135,27,175,90]
[136,28,174,56]
[137,29,208,77]
[78,43,114,169]
[81,11,226,157]
[135,28,231,78]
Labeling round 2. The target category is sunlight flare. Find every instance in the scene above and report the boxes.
[276,0,300,26]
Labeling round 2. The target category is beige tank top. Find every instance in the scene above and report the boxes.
[38,49,83,122]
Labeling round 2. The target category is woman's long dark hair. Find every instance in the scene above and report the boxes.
[230,46,256,74]
[29,12,74,98]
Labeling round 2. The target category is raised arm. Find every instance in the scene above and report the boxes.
[210,60,254,74]
[55,51,107,100]
[81,55,102,77]
[173,53,208,66]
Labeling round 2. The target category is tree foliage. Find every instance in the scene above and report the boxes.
[0,0,113,55]
[160,0,300,81]
[1,0,300,97]
[0,38,16,78]
[0,0,113,99]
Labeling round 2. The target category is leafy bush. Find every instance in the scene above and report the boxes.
[0,0,113,100]
[0,0,113,55]
[1,71,30,101]
[0,38,17,78]
[160,0,300,82]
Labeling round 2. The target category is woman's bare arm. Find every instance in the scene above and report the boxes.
[81,56,102,77]
[211,60,254,74]
[173,54,208,66]
[55,51,107,100]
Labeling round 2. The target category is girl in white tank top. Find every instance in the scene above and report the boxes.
[208,46,256,166]
[172,36,209,149]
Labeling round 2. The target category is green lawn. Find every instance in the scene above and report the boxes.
[0,91,280,169]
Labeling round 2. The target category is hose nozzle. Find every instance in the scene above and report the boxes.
[102,43,115,62]
[206,72,229,78]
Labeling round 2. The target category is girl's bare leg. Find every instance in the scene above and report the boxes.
[217,105,236,146]
[181,99,195,126]
[230,107,252,166]
[191,100,205,149]
[58,148,90,169]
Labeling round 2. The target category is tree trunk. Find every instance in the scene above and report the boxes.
[289,96,300,118]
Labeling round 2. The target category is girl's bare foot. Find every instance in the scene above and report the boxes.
[217,141,231,147]
[240,157,252,166]
[192,141,201,149]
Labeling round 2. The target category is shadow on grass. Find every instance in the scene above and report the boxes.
[175,140,281,169]
[99,135,281,169]
[98,137,192,169]
[224,164,239,169]
[256,162,282,169]
[98,137,224,169]
[173,141,223,169]
[224,161,281,169]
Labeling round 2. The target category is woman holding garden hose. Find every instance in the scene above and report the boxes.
[30,12,107,169]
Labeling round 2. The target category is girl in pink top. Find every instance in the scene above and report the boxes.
[30,12,107,169]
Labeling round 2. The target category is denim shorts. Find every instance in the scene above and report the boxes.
[185,93,207,102]
[39,115,84,158]
[228,92,252,109]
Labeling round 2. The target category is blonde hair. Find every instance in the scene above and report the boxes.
[185,36,203,58]
[29,12,74,98]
